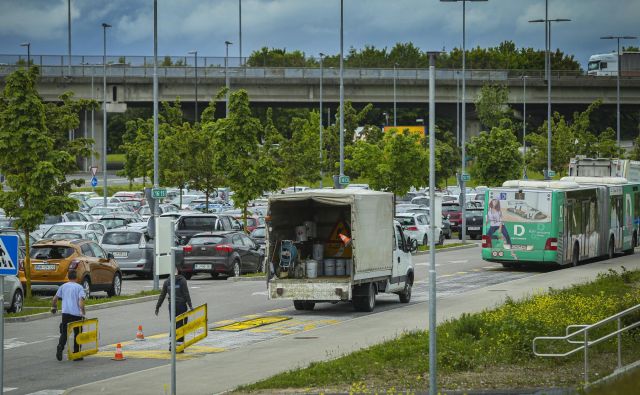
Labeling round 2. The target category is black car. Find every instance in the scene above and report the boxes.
[175,214,242,245]
[181,231,264,279]
[459,209,484,240]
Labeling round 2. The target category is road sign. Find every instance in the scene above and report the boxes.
[547,170,556,178]
[338,175,350,185]
[152,187,167,199]
[461,173,471,182]
[90,166,98,177]
[90,176,98,187]
[0,235,19,276]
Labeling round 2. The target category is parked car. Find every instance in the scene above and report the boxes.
[44,222,106,238]
[282,186,310,194]
[234,215,264,233]
[85,197,107,208]
[442,203,462,232]
[22,239,122,297]
[3,274,24,313]
[250,226,266,249]
[34,212,93,237]
[138,204,179,221]
[460,209,484,240]
[112,191,145,203]
[0,216,18,229]
[396,191,425,203]
[410,196,430,207]
[175,214,242,245]
[88,205,125,220]
[181,231,265,279]
[99,215,140,230]
[0,228,38,247]
[405,207,453,240]
[46,229,102,243]
[101,229,153,278]
[169,194,204,210]
[395,212,443,246]
[69,191,99,202]
[395,204,422,213]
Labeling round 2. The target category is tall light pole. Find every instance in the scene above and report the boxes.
[239,0,242,65]
[20,42,30,70]
[152,0,160,292]
[529,15,571,178]
[225,41,233,118]
[102,23,111,207]
[393,63,398,127]
[188,50,199,123]
[522,75,528,179]
[456,70,460,147]
[339,0,345,182]
[600,35,637,149]
[441,0,488,244]
[68,0,72,76]
[319,53,325,188]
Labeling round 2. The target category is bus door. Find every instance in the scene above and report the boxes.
[611,194,624,252]
[582,200,590,258]
[564,200,574,263]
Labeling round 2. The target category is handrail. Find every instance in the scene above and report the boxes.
[533,303,640,385]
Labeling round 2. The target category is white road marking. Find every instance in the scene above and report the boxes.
[448,260,469,264]
[251,291,268,296]
[3,388,16,392]
[25,391,65,395]
[4,336,57,350]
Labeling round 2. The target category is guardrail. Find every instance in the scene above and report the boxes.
[532,303,640,385]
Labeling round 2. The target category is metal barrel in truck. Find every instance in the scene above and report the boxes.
[266,189,416,312]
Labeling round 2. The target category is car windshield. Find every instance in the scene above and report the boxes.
[139,207,151,216]
[30,246,75,259]
[102,232,141,245]
[395,217,416,226]
[43,215,63,225]
[179,217,217,230]
[48,224,85,233]
[189,236,225,245]
[100,219,128,229]
[466,209,484,218]
[48,233,84,240]
[442,205,460,212]
[90,207,114,215]
[251,228,265,238]
[0,218,14,228]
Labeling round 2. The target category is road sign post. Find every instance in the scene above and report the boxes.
[90,166,98,177]
[0,234,19,393]
[90,177,98,188]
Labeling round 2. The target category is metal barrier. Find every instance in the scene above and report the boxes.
[533,303,640,384]
[67,318,99,361]
[175,304,208,353]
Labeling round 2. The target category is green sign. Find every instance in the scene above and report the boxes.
[338,175,350,185]
[461,173,471,182]
[547,170,556,178]
[152,188,167,199]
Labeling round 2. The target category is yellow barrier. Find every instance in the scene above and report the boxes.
[67,318,99,361]
[176,304,207,353]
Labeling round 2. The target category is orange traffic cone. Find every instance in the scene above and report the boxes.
[136,325,145,341]
[112,343,126,361]
[339,233,352,246]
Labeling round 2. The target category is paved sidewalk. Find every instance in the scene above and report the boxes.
[65,256,640,395]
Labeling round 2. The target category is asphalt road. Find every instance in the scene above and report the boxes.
[1,243,581,395]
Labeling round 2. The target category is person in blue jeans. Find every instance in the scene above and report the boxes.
[486,198,513,247]
[51,270,86,361]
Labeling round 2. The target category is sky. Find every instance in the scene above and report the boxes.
[1,0,638,67]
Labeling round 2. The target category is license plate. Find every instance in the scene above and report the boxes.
[468,227,480,230]
[194,264,212,270]
[511,244,527,251]
[112,251,128,258]
[34,264,57,271]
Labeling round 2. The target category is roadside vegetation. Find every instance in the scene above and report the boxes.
[236,268,640,393]
[417,242,468,251]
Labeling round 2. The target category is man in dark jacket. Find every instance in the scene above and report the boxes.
[155,268,193,346]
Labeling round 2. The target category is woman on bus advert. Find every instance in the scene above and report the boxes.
[486,198,518,259]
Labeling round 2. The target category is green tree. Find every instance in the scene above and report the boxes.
[281,112,322,187]
[467,119,522,185]
[0,68,86,298]
[630,136,640,161]
[475,84,512,130]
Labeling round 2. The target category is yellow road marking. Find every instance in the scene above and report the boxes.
[456,271,468,275]
[265,308,287,313]
[94,348,223,360]
[213,316,291,332]
[242,314,261,319]
[213,319,236,326]
[439,274,454,278]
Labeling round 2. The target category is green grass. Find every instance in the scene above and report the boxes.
[107,153,125,163]
[236,267,640,393]
[417,242,469,251]
[7,290,160,318]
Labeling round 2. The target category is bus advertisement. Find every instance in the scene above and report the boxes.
[482,179,639,268]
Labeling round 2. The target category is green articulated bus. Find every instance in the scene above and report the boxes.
[481,178,640,268]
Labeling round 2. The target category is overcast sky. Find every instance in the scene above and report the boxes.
[1,0,638,67]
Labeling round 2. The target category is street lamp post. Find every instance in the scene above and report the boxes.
[67,0,72,76]
[102,23,111,207]
[600,35,637,149]
[441,0,488,245]
[339,0,345,182]
[319,53,325,188]
[188,50,199,123]
[225,41,233,118]
[152,0,160,293]
[239,0,242,65]
[393,63,397,127]
[529,13,571,179]
[456,71,460,147]
[20,42,30,70]
[522,75,528,179]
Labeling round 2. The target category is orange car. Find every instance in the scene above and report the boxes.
[20,239,122,298]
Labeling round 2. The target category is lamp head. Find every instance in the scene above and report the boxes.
[20,42,30,47]
[225,41,233,46]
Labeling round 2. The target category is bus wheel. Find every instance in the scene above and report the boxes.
[624,233,637,255]
[608,237,615,260]
[572,244,579,267]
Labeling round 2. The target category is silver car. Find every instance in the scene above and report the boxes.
[46,229,102,243]
[101,229,153,278]
[3,275,24,313]
[43,221,106,238]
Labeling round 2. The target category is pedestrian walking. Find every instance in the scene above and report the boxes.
[51,270,86,361]
[155,267,193,350]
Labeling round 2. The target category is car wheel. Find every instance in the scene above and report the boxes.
[210,272,219,279]
[233,260,241,277]
[9,289,23,313]
[107,273,122,297]
[82,277,91,298]
[422,235,428,246]
[445,231,452,240]
[439,233,445,246]
[183,272,193,280]
[257,257,265,273]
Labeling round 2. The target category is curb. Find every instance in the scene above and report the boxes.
[5,295,158,323]
[414,243,478,256]
[231,275,267,282]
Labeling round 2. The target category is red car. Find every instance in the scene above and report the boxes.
[234,215,264,233]
[442,203,462,232]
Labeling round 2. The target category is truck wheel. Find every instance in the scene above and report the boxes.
[608,237,615,260]
[572,243,579,267]
[293,300,314,311]
[399,282,412,303]
[353,283,376,312]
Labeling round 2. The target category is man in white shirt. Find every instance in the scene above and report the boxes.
[51,270,86,361]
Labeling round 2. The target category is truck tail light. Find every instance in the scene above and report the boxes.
[544,238,558,251]
[482,235,492,248]
[69,259,81,270]
[215,244,234,253]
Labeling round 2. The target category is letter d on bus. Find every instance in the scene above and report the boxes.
[514,225,525,237]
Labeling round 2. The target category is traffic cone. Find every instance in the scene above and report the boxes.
[339,233,352,246]
[112,343,126,361]
[136,325,145,341]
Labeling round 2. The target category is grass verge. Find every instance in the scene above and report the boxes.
[7,290,160,318]
[417,242,469,252]
[240,272,266,278]
[236,267,640,394]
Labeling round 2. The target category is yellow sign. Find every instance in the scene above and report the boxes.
[67,318,99,361]
[383,126,425,135]
[176,304,208,353]
[325,219,352,258]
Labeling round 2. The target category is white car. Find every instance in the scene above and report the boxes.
[395,212,443,246]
